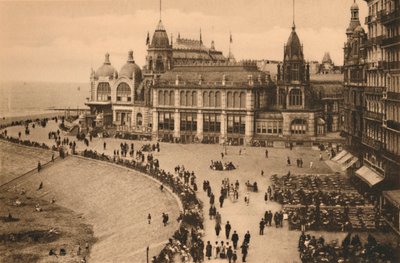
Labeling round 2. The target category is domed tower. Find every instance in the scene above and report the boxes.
[94,53,118,80]
[276,23,310,110]
[146,20,173,74]
[346,1,361,41]
[119,50,142,85]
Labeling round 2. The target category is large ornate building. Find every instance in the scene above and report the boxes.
[85,14,339,146]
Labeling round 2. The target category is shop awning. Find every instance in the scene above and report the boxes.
[355,166,384,187]
[332,150,348,162]
[337,152,354,165]
[383,190,400,209]
[342,156,359,170]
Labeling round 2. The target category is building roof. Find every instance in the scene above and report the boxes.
[95,53,118,79]
[158,61,268,85]
[150,20,170,48]
[284,26,304,61]
[172,37,226,63]
[119,51,142,81]
[322,52,333,64]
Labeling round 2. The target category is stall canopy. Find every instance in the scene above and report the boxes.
[332,150,358,171]
[383,190,400,209]
[355,166,384,187]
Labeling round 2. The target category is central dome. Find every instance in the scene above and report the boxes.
[119,50,142,82]
[284,26,304,61]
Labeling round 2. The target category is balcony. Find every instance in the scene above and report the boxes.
[386,120,400,132]
[362,136,383,151]
[365,15,373,24]
[364,111,384,121]
[383,148,400,165]
[382,61,400,70]
[381,35,400,47]
[387,92,400,101]
[380,8,400,25]
[365,86,384,95]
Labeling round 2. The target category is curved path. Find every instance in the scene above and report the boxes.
[2,154,181,263]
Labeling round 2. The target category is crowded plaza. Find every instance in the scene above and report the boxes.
[0,117,399,262]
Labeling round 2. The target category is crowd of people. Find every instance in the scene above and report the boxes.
[299,233,397,262]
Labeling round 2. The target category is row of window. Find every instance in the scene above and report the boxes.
[387,103,400,122]
[157,90,247,108]
[256,121,283,135]
[365,98,383,113]
[386,131,400,155]
[157,113,246,134]
[278,88,303,107]
[97,82,133,102]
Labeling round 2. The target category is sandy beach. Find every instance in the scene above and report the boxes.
[0,111,68,126]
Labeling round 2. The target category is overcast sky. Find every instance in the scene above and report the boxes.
[0,0,368,82]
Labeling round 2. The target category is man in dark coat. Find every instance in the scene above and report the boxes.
[259,218,265,235]
[225,221,232,239]
[231,230,239,249]
[227,246,233,263]
[215,222,222,237]
[240,242,248,262]
[219,194,224,208]
[244,231,251,245]
[205,241,212,260]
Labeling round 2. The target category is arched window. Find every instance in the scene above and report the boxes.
[203,91,209,107]
[116,82,131,102]
[164,90,170,106]
[186,91,192,106]
[289,89,302,106]
[169,91,175,106]
[291,119,307,135]
[158,90,164,105]
[209,91,215,107]
[240,92,246,108]
[137,113,143,126]
[216,91,221,107]
[97,82,111,101]
[192,91,197,106]
[234,92,240,108]
[227,92,233,108]
[155,55,164,72]
[180,91,186,106]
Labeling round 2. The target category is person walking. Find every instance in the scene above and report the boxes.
[259,218,266,235]
[231,230,239,249]
[287,157,291,166]
[227,246,233,263]
[214,241,220,259]
[103,141,106,150]
[37,161,42,172]
[225,221,232,239]
[264,192,268,203]
[219,194,225,208]
[240,242,248,262]
[232,250,238,263]
[205,241,212,260]
[215,222,222,237]
[261,170,264,176]
[265,149,268,158]
[147,213,151,224]
[244,231,251,245]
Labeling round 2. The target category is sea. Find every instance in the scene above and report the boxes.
[0,81,90,118]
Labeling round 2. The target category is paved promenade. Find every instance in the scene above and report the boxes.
[2,121,356,262]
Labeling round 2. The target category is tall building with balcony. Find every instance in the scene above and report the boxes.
[343,1,367,161]
[341,0,400,233]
